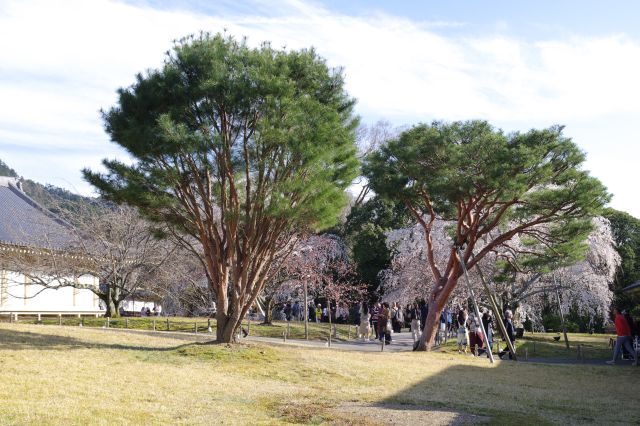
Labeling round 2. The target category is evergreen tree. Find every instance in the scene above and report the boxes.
[84,33,359,342]
[365,120,609,350]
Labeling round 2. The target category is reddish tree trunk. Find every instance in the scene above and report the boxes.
[417,301,442,351]
[416,275,461,351]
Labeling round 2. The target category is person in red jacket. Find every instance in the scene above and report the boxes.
[606,307,637,365]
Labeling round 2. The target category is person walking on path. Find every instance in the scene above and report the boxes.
[292,301,300,321]
[607,307,637,365]
[371,302,381,340]
[419,299,429,336]
[379,302,392,344]
[467,313,480,355]
[482,309,494,356]
[359,301,371,341]
[498,310,516,360]
[309,302,316,323]
[408,303,420,341]
[456,308,469,354]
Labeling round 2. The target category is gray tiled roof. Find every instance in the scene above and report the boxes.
[0,179,74,250]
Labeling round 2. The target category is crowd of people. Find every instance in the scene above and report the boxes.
[277,299,509,354]
[272,298,639,363]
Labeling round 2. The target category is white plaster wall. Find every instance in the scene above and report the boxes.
[121,300,161,314]
[0,270,103,314]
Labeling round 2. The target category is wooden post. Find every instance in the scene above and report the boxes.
[107,317,110,328]
[80,318,84,327]
[348,325,351,340]
[554,276,570,350]
[195,321,198,334]
[287,321,291,338]
[153,319,156,331]
[525,348,529,361]
[125,318,129,329]
[37,313,41,323]
[166,318,169,331]
[208,318,212,333]
[59,314,62,326]
[283,331,287,342]
[303,276,309,340]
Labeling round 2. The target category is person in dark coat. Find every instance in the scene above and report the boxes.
[482,309,494,355]
[308,302,316,322]
[419,299,429,334]
[371,302,381,340]
[498,309,516,360]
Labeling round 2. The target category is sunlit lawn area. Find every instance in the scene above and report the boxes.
[0,323,638,425]
[10,316,356,342]
[434,331,616,360]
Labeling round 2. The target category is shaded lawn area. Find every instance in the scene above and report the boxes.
[7,316,356,341]
[0,324,638,425]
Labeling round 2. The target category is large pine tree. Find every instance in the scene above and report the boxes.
[364,120,609,350]
[84,33,359,342]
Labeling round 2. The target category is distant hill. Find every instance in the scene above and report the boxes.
[0,159,18,178]
[0,158,104,225]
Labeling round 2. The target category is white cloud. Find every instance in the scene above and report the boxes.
[0,0,639,216]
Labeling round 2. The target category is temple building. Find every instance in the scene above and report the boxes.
[0,176,103,320]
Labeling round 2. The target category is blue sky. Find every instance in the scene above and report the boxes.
[1,0,639,217]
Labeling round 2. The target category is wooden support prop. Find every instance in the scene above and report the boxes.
[107,317,110,328]
[283,331,287,342]
[472,253,517,361]
[153,320,156,331]
[166,318,169,331]
[195,321,198,333]
[457,247,495,364]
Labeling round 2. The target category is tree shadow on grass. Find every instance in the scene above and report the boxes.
[377,358,640,426]
[0,328,212,353]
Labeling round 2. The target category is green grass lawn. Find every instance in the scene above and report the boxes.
[0,323,638,425]
[434,331,616,360]
[8,315,357,341]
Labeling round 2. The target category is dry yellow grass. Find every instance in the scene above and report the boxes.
[0,323,638,425]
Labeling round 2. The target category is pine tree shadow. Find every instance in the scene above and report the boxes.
[0,328,208,352]
[376,357,639,425]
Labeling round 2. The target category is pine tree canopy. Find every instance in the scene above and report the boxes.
[85,33,359,234]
